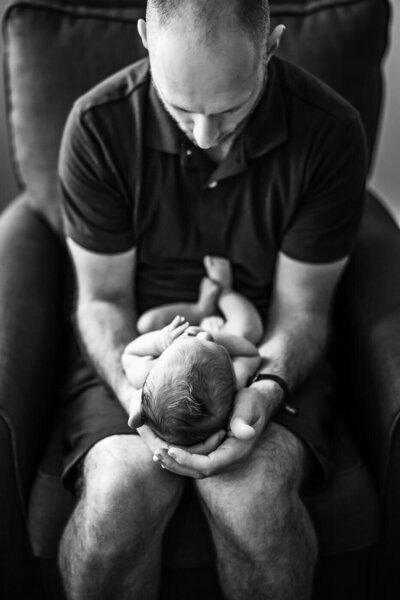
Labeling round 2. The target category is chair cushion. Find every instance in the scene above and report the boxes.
[3,0,389,233]
[28,410,380,562]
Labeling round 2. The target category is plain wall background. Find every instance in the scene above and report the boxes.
[0,0,19,207]
[0,1,399,219]
[369,0,400,224]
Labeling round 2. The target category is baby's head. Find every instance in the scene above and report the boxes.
[141,336,235,446]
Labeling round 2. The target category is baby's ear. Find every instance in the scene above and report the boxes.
[123,340,136,355]
[128,389,144,431]
[128,410,143,430]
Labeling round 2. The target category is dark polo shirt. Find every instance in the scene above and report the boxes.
[59,56,367,320]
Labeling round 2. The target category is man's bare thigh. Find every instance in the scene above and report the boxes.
[81,434,184,510]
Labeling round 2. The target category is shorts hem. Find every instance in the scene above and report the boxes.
[62,426,136,493]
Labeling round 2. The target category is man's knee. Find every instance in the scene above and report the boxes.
[197,424,311,538]
[78,435,184,541]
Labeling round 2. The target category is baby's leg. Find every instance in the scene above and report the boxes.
[137,277,219,334]
[204,256,263,345]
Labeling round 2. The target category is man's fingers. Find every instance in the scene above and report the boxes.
[154,448,202,478]
[137,424,169,453]
[229,387,265,434]
[166,447,213,476]
[188,429,226,455]
[229,417,256,440]
[166,433,259,478]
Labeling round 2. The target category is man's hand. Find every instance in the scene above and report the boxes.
[137,424,226,465]
[148,385,281,479]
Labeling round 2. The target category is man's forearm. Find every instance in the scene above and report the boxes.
[75,298,138,413]
[252,310,329,406]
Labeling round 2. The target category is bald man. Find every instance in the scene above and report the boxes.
[58,0,367,598]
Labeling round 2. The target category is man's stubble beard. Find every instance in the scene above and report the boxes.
[150,62,269,152]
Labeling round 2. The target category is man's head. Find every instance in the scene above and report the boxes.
[138,0,285,150]
[141,336,236,446]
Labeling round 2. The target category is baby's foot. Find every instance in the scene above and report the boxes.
[204,256,232,289]
[197,277,220,316]
[200,315,225,334]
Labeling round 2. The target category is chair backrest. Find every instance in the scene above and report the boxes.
[2,0,390,233]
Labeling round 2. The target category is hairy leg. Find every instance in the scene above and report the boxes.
[195,423,317,600]
[59,435,184,600]
[137,277,219,333]
[203,255,263,344]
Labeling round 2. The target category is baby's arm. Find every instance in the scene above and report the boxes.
[121,352,157,390]
[212,332,262,389]
[122,316,189,389]
[232,355,262,390]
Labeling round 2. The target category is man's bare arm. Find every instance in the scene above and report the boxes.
[67,237,139,415]
[250,252,348,414]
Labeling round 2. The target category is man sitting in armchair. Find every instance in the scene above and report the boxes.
[58,0,367,598]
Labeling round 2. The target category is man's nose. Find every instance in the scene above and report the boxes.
[192,114,219,149]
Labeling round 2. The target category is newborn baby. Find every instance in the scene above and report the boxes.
[123,317,261,445]
[122,256,262,446]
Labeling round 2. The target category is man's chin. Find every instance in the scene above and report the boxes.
[185,130,235,150]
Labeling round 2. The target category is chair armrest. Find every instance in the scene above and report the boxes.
[336,190,400,497]
[0,194,66,500]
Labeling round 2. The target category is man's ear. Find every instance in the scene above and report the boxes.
[137,19,149,50]
[266,24,286,60]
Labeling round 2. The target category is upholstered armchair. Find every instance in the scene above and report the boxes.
[1,0,399,598]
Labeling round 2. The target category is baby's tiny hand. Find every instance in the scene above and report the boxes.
[160,316,189,350]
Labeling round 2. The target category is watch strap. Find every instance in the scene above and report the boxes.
[250,373,297,416]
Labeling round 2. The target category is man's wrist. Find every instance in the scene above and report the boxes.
[249,375,297,416]
[249,378,285,410]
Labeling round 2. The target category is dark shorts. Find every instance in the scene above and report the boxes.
[61,333,334,492]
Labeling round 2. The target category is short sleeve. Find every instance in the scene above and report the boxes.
[281,115,368,263]
[58,105,135,254]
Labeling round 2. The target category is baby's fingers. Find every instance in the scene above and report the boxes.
[167,315,185,330]
[170,320,190,339]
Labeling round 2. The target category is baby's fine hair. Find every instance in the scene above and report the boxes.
[141,342,235,446]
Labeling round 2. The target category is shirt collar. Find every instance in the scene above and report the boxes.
[144,57,288,160]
